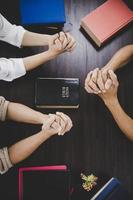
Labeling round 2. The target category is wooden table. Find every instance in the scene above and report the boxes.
[0,0,133,199]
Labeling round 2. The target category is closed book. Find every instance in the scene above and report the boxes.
[20,0,66,26]
[91,178,120,200]
[81,0,133,47]
[107,184,132,200]
[35,78,80,109]
[19,165,71,200]
[91,177,132,200]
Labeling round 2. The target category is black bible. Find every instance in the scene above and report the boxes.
[35,78,80,108]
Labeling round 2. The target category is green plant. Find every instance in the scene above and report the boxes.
[81,173,98,192]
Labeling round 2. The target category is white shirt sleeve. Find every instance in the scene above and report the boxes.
[0,58,26,81]
[0,14,26,47]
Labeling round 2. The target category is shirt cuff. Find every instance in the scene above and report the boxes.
[16,26,26,48]
[9,58,26,79]
[7,25,26,48]
[0,96,9,121]
[2,100,9,121]
[0,147,13,174]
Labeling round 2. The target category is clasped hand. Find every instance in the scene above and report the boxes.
[48,31,76,56]
[41,112,73,137]
[85,67,119,103]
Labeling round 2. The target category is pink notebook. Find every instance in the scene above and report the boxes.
[19,165,70,200]
[81,0,133,47]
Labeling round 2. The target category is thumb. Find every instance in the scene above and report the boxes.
[52,122,62,132]
[42,116,55,131]
[108,70,118,85]
[52,33,59,40]
[105,78,112,90]
[59,32,65,42]
[102,68,108,83]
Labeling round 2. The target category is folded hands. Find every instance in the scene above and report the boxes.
[85,67,119,104]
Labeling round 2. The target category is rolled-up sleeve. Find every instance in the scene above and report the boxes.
[0,14,26,47]
[0,147,13,174]
[0,96,9,121]
[0,58,26,81]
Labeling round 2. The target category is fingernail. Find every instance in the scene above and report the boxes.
[97,91,101,94]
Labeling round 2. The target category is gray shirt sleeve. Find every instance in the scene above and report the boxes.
[0,96,9,121]
[0,147,13,174]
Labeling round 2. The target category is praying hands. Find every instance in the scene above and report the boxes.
[42,112,73,137]
[85,45,133,141]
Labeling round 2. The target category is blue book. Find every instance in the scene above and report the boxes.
[20,0,66,26]
[107,184,132,200]
[90,178,126,200]
[90,177,132,200]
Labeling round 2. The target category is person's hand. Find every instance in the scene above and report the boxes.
[48,32,76,57]
[55,112,73,135]
[58,32,76,52]
[42,112,73,136]
[41,115,60,137]
[47,33,59,47]
[85,68,101,94]
[48,37,66,57]
[98,70,119,104]
[85,67,113,94]
[101,67,113,90]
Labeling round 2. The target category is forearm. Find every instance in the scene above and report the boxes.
[22,31,50,46]
[9,131,51,164]
[7,102,47,124]
[104,98,133,141]
[104,45,133,71]
[23,50,55,71]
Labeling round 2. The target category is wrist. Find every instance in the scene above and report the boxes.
[36,112,48,124]
[41,130,54,139]
[38,131,51,140]
[42,34,51,45]
[104,96,119,107]
[47,50,59,59]
[103,64,115,72]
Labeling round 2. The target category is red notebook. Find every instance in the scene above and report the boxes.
[19,165,71,200]
[81,0,133,47]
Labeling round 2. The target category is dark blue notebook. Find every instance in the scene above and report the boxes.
[107,184,132,200]
[20,0,66,25]
[90,177,132,200]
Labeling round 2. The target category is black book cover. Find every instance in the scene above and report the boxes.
[35,78,80,108]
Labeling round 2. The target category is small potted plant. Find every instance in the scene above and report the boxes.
[80,173,98,191]
[71,173,98,200]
